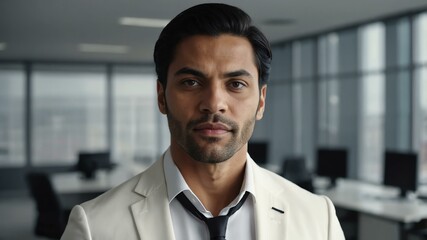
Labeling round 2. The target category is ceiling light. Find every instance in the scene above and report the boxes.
[119,17,169,28]
[0,43,6,51]
[78,44,129,54]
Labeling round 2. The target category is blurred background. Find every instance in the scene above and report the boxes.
[0,0,427,239]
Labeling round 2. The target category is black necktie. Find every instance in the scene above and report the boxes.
[176,191,250,240]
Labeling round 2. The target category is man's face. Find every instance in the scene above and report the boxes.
[157,34,267,164]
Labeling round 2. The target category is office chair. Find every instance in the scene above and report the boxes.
[406,219,427,239]
[281,157,314,192]
[26,172,71,239]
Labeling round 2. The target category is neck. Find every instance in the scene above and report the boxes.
[170,142,247,216]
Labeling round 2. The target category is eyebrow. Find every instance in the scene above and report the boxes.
[174,67,206,78]
[224,69,253,79]
[174,67,254,79]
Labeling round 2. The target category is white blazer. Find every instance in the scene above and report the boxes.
[61,154,345,240]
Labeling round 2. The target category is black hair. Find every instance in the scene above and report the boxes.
[153,3,272,87]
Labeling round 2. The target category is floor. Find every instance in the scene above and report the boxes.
[0,193,50,240]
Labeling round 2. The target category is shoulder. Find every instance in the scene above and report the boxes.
[253,165,344,238]
[62,159,168,239]
[62,174,144,239]
[81,158,165,215]
[253,164,331,212]
[80,172,143,214]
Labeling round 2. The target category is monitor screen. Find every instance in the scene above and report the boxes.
[248,142,268,165]
[316,148,348,184]
[77,152,112,170]
[383,151,418,197]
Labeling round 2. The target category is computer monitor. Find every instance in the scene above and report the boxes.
[316,148,348,187]
[77,152,112,178]
[248,142,268,165]
[383,151,418,198]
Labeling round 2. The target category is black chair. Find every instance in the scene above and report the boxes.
[26,172,72,239]
[281,157,314,192]
[406,219,427,240]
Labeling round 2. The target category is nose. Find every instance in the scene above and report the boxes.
[199,84,228,114]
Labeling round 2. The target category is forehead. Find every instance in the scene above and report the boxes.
[170,34,258,73]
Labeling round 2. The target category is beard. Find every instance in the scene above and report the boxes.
[166,111,256,164]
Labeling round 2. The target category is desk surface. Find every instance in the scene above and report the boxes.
[319,179,427,223]
[52,165,147,195]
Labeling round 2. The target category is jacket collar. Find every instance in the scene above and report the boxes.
[129,153,288,240]
[130,156,176,240]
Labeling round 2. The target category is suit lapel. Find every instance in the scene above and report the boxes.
[252,162,288,240]
[128,155,290,240]
[131,157,176,240]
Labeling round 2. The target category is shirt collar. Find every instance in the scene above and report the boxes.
[163,148,256,214]
[164,148,191,203]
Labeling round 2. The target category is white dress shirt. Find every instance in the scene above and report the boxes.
[163,150,256,240]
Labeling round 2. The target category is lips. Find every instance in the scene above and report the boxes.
[193,123,232,135]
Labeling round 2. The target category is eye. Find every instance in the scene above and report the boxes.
[229,81,246,90]
[182,79,200,87]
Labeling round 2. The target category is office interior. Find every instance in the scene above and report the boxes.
[1,1,427,239]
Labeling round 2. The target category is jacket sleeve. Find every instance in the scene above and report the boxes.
[61,205,92,240]
[323,196,346,240]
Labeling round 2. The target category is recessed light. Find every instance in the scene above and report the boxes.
[119,17,170,28]
[0,43,6,51]
[78,44,129,54]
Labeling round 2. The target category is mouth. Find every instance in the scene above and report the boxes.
[193,123,232,136]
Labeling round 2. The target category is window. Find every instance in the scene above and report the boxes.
[0,65,25,166]
[414,12,427,64]
[358,23,385,182]
[112,66,159,165]
[263,44,294,166]
[318,33,340,146]
[317,78,340,145]
[32,65,107,165]
[317,30,360,178]
[292,40,316,168]
[414,12,427,182]
[384,18,411,151]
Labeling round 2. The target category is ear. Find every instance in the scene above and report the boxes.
[157,81,167,114]
[256,85,267,120]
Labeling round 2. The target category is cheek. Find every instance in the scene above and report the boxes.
[234,97,260,117]
[165,92,195,122]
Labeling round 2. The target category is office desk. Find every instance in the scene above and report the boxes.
[318,179,427,240]
[52,166,143,195]
[48,165,149,222]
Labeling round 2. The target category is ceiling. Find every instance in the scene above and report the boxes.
[0,0,426,64]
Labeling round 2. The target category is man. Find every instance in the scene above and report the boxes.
[61,3,344,240]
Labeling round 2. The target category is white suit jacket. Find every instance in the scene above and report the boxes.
[61,154,345,240]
